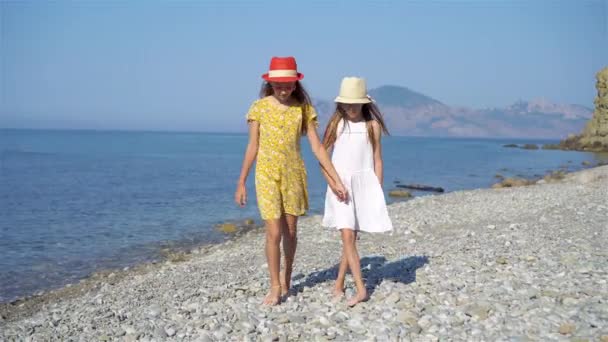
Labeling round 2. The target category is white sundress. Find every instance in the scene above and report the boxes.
[322,119,393,233]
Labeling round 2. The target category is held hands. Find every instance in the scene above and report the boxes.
[235,182,247,207]
[330,181,349,202]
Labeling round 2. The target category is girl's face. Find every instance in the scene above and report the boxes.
[270,82,296,102]
[340,103,363,120]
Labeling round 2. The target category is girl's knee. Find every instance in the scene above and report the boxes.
[282,215,298,237]
[265,220,282,243]
[283,225,297,239]
[340,229,356,244]
[266,229,281,243]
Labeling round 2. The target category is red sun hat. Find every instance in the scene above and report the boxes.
[261,56,304,82]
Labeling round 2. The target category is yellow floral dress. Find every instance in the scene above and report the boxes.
[246,97,318,220]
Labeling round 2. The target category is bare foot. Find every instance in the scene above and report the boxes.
[347,290,368,307]
[332,287,344,298]
[331,288,345,303]
[262,286,282,306]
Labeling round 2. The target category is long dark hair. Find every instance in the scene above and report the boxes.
[260,81,314,135]
[322,102,389,151]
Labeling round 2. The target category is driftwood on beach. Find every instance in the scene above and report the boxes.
[396,183,445,193]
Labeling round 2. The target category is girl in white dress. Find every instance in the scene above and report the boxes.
[321,77,393,306]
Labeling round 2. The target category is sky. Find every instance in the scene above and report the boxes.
[1,0,607,132]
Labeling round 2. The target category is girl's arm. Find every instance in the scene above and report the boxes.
[235,121,260,206]
[307,124,348,201]
[372,121,384,186]
[318,146,335,186]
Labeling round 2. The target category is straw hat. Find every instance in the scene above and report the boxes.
[334,77,372,104]
[261,56,304,82]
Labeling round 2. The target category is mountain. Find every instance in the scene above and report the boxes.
[502,98,592,120]
[368,85,443,108]
[314,86,592,138]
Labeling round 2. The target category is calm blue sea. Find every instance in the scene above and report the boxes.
[1,129,605,302]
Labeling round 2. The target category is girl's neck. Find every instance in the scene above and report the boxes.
[271,95,294,107]
[345,114,365,123]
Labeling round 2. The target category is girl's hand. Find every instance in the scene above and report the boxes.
[235,183,247,207]
[331,182,349,202]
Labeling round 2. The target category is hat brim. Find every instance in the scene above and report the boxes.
[261,73,304,82]
[334,96,372,104]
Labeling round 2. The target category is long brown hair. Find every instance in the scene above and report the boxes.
[259,81,314,135]
[322,102,389,151]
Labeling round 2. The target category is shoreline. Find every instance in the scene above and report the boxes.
[2,165,607,340]
[1,163,605,313]
[0,223,266,321]
[0,171,537,308]
[2,133,605,308]
[3,158,601,303]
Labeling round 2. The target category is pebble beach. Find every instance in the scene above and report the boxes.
[1,166,607,341]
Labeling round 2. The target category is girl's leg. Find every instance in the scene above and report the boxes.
[280,214,298,296]
[333,251,348,298]
[340,229,367,306]
[263,218,282,305]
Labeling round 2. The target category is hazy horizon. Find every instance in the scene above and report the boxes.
[2,0,606,132]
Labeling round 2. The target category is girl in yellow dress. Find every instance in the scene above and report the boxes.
[235,56,347,305]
